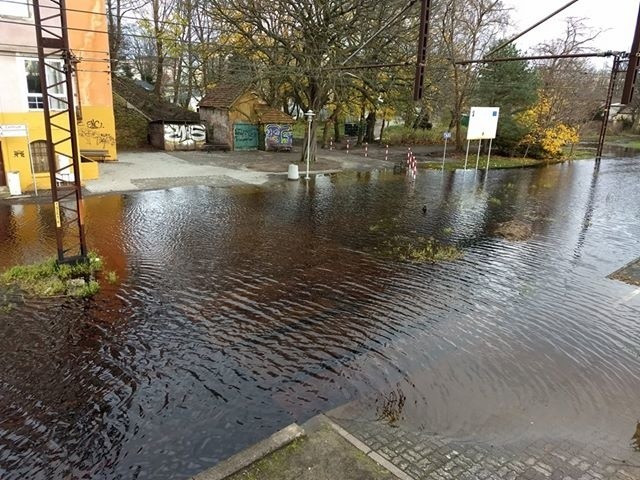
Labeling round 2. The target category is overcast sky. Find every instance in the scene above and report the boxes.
[502,0,639,53]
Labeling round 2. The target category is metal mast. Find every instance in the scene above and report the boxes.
[32,0,87,263]
[413,0,431,101]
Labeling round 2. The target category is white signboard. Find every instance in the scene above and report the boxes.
[443,131,452,140]
[0,124,28,138]
[466,107,500,140]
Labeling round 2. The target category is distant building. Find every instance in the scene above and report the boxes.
[112,76,205,151]
[198,84,294,151]
[0,0,117,192]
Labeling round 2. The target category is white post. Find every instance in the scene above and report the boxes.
[475,140,482,170]
[463,140,471,170]
[26,126,38,196]
[442,137,448,170]
[486,138,493,171]
[304,109,315,180]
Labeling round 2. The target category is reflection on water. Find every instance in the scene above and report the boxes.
[1,159,640,479]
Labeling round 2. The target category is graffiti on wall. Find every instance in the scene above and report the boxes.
[79,118,115,149]
[79,128,116,148]
[265,124,293,151]
[164,123,206,150]
[86,118,104,130]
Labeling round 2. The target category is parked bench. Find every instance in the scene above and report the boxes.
[80,149,110,161]
[202,143,230,153]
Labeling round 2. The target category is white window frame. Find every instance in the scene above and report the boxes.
[0,0,31,18]
[23,58,67,111]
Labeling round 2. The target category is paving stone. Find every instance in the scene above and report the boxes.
[327,413,639,480]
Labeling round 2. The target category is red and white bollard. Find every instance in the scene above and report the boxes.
[364,142,368,158]
[385,144,389,162]
[330,138,334,151]
[346,139,350,154]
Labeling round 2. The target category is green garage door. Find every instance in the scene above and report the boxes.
[233,123,259,151]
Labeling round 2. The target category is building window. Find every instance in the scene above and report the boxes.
[0,0,29,18]
[25,59,67,110]
[30,140,49,173]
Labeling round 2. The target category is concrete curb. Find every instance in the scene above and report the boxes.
[321,415,414,480]
[191,423,304,480]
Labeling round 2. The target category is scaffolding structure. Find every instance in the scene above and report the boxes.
[32,0,87,263]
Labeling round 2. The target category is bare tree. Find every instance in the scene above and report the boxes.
[533,18,606,131]
[205,0,419,161]
[433,0,509,149]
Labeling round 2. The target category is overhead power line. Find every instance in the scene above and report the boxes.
[487,0,581,57]
[0,0,191,29]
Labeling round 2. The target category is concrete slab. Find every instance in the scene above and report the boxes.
[609,257,640,287]
[194,415,400,480]
[84,152,272,194]
[193,423,304,480]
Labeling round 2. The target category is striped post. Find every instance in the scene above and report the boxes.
[385,144,389,162]
[364,142,368,157]
[346,139,350,154]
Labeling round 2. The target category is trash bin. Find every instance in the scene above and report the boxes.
[7,171,21,196]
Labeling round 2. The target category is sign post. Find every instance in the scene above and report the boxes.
[442,131,451,170]
[465,107,500,171]
[0,124,28,138]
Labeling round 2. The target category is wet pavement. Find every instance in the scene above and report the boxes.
[1,156,640,479]
[328,403,640,480]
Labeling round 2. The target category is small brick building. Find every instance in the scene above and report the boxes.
[198,85,294,151]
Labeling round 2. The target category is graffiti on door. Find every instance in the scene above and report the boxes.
[265,124,293,151]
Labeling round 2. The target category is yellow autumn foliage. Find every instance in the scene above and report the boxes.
[515,94,579,158]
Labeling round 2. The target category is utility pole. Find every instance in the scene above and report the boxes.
[32,0,88,264]
[621,3,640,104]
[413,0,431,101]
[596,55,624,163]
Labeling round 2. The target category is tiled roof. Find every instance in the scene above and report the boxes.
[199,84,248,108]
[112,76,199,122]
[254,105,294,124]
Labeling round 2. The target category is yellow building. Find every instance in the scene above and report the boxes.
[0,0,116,193]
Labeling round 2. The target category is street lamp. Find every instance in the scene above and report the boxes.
[304,109,315,180]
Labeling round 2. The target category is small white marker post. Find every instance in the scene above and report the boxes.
[442,131,451,170]
[485,138,493,171]
[463,139,471,170]
[304,109,315,180]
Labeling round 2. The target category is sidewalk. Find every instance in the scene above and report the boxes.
[193,415,404,480]
[193,402,640,480]
[85,146,401,195]
[0,144,443,201]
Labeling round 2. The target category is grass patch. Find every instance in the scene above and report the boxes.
[0,251,105,298]
[381,125,442,145]
[376,235,462,263]
[492,221,534,241]
[105,270,119,284]
[422,155,548,171]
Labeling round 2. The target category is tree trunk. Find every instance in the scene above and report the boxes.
[365,110,376,143]
[334,110,341,143]
[379,115,387,143]
[356,102,365,146]
[154,48,164,98]
[173,58,182,104]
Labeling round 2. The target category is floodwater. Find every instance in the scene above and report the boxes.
[1,158,639,479]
